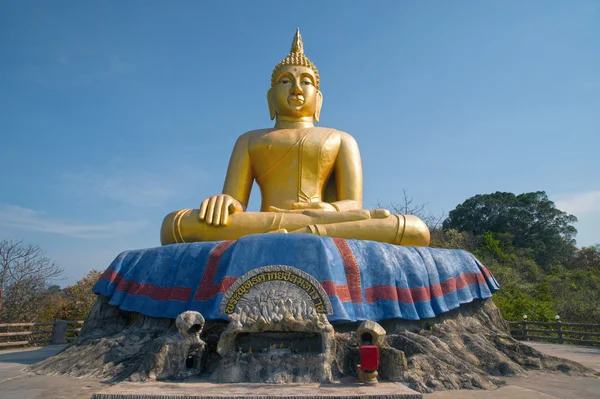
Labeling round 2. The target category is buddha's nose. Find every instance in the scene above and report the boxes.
[290,83,303,95]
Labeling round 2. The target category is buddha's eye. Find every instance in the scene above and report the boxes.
[280,79,290,84]
[301,81,312,86]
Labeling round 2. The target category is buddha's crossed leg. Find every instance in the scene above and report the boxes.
[161,209,430,246]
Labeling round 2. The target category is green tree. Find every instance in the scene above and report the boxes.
[443,191,577,268]
[56,270,102,321]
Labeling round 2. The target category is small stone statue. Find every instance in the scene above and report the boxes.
[132,311,206,381]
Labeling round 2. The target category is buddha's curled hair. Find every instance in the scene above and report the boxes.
[271,28,320,89]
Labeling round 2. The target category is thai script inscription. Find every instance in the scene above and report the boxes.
[224,271,327,314]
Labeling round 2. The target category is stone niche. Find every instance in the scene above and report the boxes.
[213,265,335,383]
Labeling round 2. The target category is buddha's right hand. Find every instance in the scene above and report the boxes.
[199,194,244,226]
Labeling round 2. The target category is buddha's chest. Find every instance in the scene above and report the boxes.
[248,128,340,179]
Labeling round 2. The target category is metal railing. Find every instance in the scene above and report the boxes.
[2,316,599,349]
[507,315,600,346]
[0,320,84,348]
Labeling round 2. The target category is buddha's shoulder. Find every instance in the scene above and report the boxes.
[232,129,272,144]
[312,126,352,136]
[316,127,358,143]
[234,127,357,142]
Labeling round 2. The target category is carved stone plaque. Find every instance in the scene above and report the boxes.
[219,265,333,320]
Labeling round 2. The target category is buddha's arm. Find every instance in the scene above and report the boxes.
[199,133,253,226]
[331,132,363,211]
[222,134,254,206]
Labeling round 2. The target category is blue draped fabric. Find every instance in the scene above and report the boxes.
[93,234,499,322]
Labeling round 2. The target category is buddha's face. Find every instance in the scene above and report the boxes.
[268,65,322,121]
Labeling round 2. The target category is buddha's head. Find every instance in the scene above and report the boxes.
[268,29,323,123]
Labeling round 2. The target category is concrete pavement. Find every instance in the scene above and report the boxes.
[424,372,600,399]
[424,342,600,399]
[0,342,598,399]
[0,345,67,383]
[92,381,422,399]
[0,345,106,398]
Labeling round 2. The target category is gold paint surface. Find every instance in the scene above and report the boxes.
[160,29,430,247]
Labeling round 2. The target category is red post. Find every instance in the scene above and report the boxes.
[359,345,380,371]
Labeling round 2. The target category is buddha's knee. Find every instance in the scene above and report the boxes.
[161,210,178,245]
[398,215,430,246]
[160,209,194,245]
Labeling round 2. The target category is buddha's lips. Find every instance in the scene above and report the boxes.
[288,96,304,105]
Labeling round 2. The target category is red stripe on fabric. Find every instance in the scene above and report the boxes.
[102,269,123,286]
[319,280,352,302]
[115,278,134,293]
[100,268,114,280]
[103,269,488,304]
[194,240,235,300]
[332,238,364,303]
[134,283,191,301]
[320,280,335,295]
[113,278,192,302]
[217,277,238,294]
[364,272,489,304]
[195,276,238,300]
[479,265,493,279]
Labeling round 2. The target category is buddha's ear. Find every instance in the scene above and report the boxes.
[314,90,323,123]
[267,88,276,120]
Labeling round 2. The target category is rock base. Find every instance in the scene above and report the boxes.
[29,297,596,393]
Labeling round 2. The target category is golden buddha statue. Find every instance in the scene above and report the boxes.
[161,29,430,247]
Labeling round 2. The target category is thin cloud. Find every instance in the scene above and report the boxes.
[556,190,600,214]
[0,204,146,239]
[59,160,208,208]
[61,169,177,207]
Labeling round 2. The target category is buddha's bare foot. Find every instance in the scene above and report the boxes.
[302,209,370,222]
[267,228,288,234]
[267,206,305,213]
[368,209,391,219]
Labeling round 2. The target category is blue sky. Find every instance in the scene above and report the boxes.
[1,1,599,285]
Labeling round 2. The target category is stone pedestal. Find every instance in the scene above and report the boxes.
[26,236,597,393]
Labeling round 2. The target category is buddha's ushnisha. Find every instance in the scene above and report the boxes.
[161,29,430,246]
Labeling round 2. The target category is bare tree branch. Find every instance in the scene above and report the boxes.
[0,239,63,322]
[375,189,446,229]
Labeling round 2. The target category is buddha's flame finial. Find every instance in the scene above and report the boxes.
[290,28,303,54]
[271,28,320,89]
